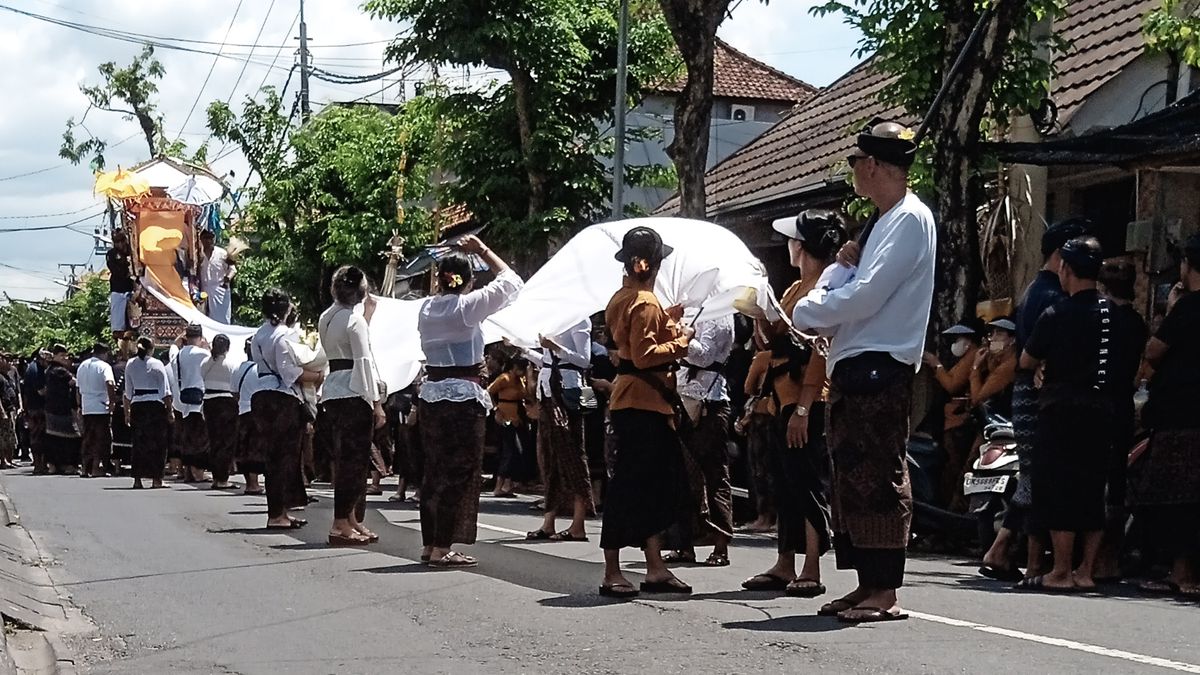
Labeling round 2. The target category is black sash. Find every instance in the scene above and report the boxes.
[329,359,353,373]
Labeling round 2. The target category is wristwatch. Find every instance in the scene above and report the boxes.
[793,405,810,418]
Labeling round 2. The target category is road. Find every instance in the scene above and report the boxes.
[1,468,1198,675]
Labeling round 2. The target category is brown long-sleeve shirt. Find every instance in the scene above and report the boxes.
[605,278,689,416]
[745,278,826,416]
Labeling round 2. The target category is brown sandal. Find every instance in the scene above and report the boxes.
[428,551,478,568]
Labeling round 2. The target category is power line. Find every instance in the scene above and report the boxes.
[177,0,246,140]
[0,133,141,183]
[254,9,299,97]
[0,211,105,232]
[0,204,102,220]
[0,4,393,51]
[224,0,277,107]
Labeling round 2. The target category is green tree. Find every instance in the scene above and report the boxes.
[61,45,194,170]
[364,0,677,255]
[0,276,111,355]
[1143,0,1200,104]
[209,94,438,322]
[813,0,1065,330]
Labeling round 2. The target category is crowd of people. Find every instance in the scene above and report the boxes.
[1,119,1197,622]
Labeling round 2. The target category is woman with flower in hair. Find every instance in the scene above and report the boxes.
[251,288,325,530]
[318,265,386,546]
[417,235,523,567]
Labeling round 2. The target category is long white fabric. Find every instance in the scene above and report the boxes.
[143,217,771,396]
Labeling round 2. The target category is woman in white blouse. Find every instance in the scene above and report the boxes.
[251,288,325,530]
[201,335,239,490]
[417,235,523,568]
[318,266,385,546]
[123,336,172,489]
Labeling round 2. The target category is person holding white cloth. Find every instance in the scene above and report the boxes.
[123,337,173,489]
[417,236,523,568]
[318,266,386,547]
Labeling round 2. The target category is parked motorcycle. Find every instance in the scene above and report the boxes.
[962,416,1019,549]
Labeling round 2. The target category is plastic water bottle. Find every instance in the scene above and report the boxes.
[1133,379,1150,414]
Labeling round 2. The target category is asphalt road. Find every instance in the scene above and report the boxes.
[2,468,1198,675]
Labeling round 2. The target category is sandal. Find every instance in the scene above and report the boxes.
[818,594,865,616]
[741,573,790,592]
[428,551,478,568]
[526,529,553,541]
[660,551,696,564]
[786,578,826,598]
[640,578,692,594]
[328,532,371,547]
[243,488,265,496]
[550,530,589,542]
[599,583,639,599]
[1015,575,1077,593]
[266,518,307,530]
[1139,579,1181,595]
[837,606,909,623]
[979,564,1024,583]
[703,552,730,567]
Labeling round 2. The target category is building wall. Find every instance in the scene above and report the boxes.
[1067,54,1198,134]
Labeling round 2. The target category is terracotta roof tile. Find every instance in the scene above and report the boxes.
[655,38,818,103]
[660,0,1158,217]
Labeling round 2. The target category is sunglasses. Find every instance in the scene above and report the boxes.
[847,154,871,167]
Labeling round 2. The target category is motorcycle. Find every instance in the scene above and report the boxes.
[962,416,1019,550]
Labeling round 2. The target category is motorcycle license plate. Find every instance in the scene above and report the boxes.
[963,474,1009,496]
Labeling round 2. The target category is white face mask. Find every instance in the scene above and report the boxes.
[988,338,1008,354]
[950,339,970,358]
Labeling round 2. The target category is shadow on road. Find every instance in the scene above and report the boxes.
[723,615,848,633]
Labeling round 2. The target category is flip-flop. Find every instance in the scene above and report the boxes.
[818,597,861,616]
[266,520,306,530]
[1015,575,1077,593]
[703,552,730,567]
[599,583,639,599]
[640,578,692,595]
[1139,579,1181,595]
[786,578,826,598]
[243,489,265,496]
[660,551,696,564]
[359,531,380,543]
[420,553,431,563]
[428,552,478,568]
[388,494,406,502]
[979,564,1025,583]
[741,573,790,591]
[550,530,589,542]
[837,607,909,623]
[328,533,371,547]
[526,529,553,541]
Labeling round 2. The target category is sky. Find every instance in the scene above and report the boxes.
[0,0,862,304]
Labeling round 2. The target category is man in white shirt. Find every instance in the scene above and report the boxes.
[171,324,212,482]
[77,342,117,478]
[790,119,936,624]
[199,230,235,324]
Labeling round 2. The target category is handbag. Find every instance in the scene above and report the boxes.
[176,357,204,406]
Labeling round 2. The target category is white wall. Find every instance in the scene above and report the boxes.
[1066,54,1198,134]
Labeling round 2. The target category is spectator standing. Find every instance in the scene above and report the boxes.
[76,343,117,478]
[1135,234,1200,597]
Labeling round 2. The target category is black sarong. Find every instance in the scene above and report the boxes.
[130,401,168,480]
[1032,398,1112,533]
[252,391,307,520]
[771,402,832,556]
[321,398,373,520]
[80,414,112,476]
[538,398,594,515]
[419,399,486,547]
[204,398,238,484]
[600,409,687,550]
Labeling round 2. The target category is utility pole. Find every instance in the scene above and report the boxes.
[298,0,312,122]
[610,0,630,220]
[57,263,86,299]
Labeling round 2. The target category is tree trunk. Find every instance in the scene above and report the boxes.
[508,68,549,218]
[926,0,1028,332]
[134,107,158,157]
[659,0,731,219]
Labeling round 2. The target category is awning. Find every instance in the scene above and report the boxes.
[983,90,1200,167]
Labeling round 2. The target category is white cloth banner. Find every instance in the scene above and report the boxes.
[143,217,770,394]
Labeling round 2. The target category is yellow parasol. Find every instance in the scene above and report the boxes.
[93,167,151,199]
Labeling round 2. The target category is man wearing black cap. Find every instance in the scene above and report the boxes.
[790,120,936,622]
[1019,236,1139,592]
[994,216,1091,581]
[106,229,136,340]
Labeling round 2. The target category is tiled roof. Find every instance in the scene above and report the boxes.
[1053,0,1159,127]
[655,38,818,104]
[660,0,1157,217]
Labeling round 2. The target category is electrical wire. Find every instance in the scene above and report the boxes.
[176,0,246,140]
[0,211,105,232]
[253,10,300,96]
[224,0,277,107]
[0,204,102,220]
[0,133,140,183]
[310,64,405,85]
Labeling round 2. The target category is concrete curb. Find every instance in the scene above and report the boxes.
[0,481,74,675]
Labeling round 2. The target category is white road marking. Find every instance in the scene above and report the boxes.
[475,522,528,537]
[909,610,1200,673]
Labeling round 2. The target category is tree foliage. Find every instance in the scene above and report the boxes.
[0,276,111,356]
[60,45,195,170]
[813,0,1065,330]
[364,0,678,256]
[209,94,438,322]
[1143,0,1200,67]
